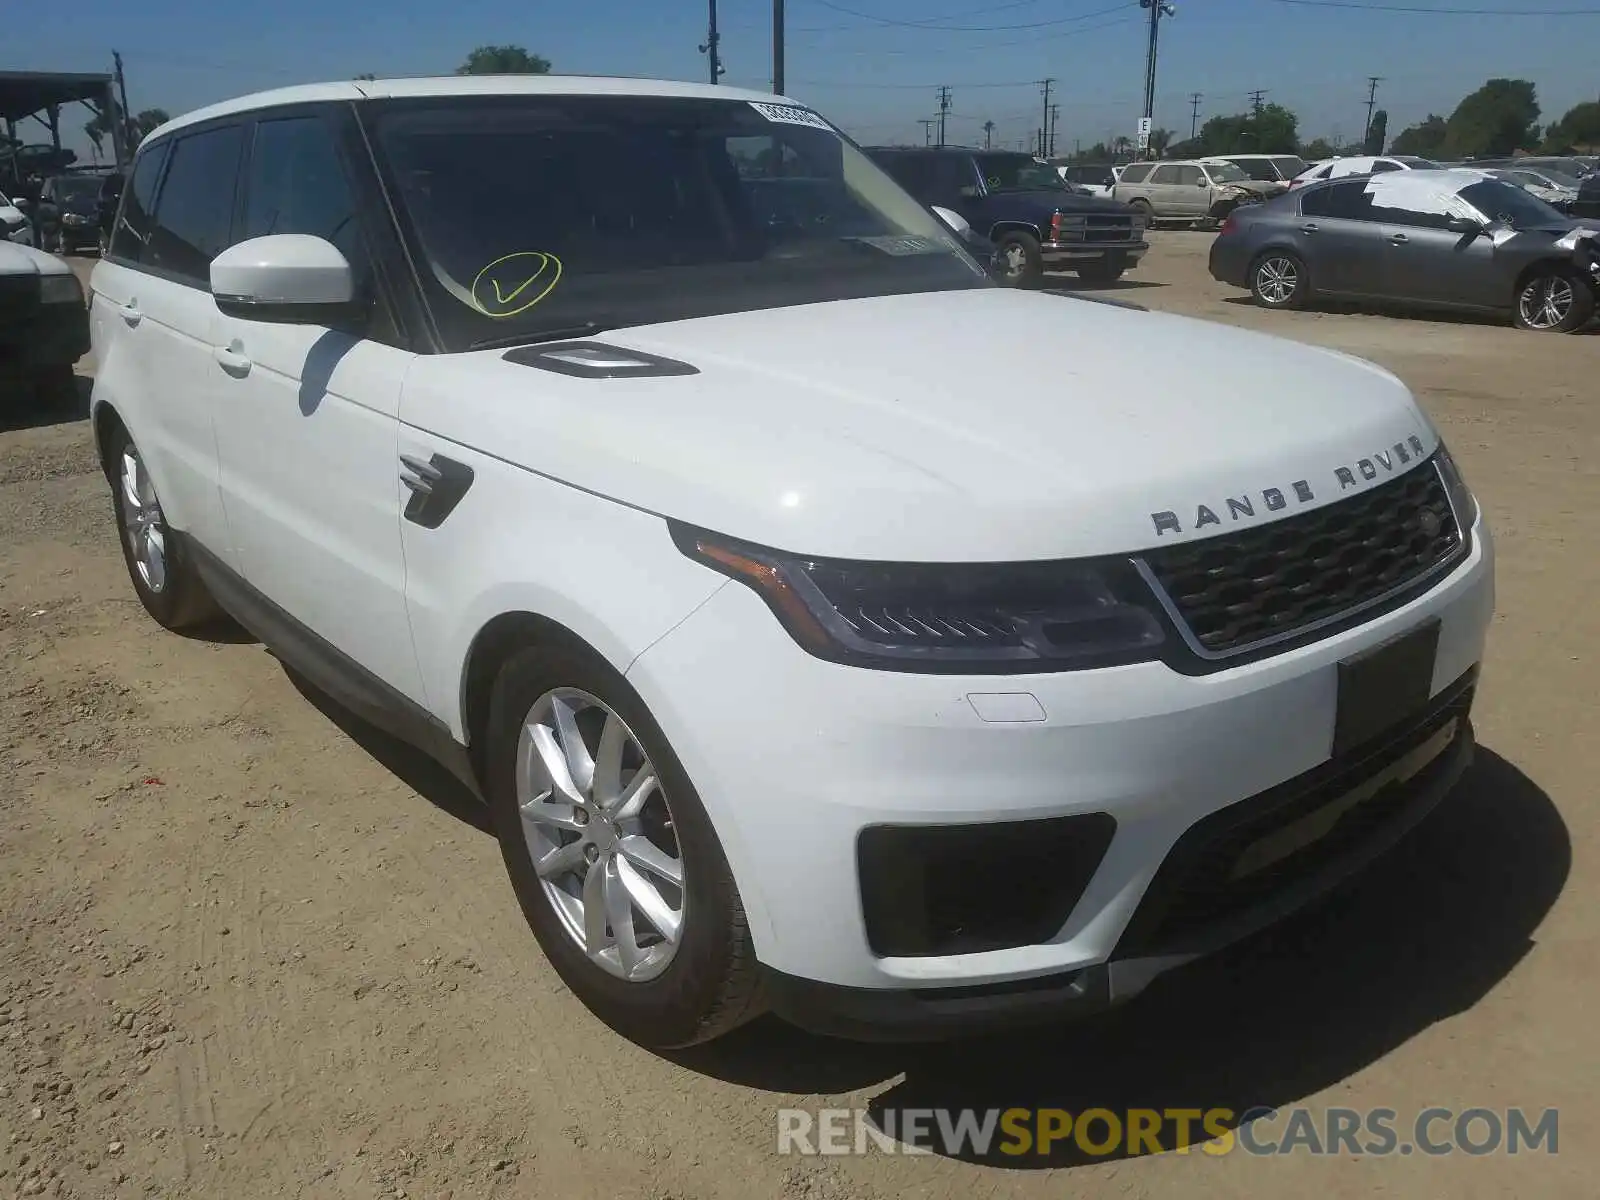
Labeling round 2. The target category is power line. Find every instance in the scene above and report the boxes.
[1039,77,1055,157]
[1248,88,1269,114]
[807,0,1137,33]
[919,117,937,145]
[1139,0,1175,158]
[937,84,952,146]
[1189,91,1202,138]
[699,0,725,85]
[1269,0,1600,12]
[1049,102,1061,156]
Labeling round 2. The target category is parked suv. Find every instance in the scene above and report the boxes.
[1114,158,1285,225]
[868,146,1147,284]
[91,77,1493,1049]
[1221,153,1309,185]
[32,173,106,255]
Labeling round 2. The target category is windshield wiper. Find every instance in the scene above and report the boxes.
[469,321,619,351]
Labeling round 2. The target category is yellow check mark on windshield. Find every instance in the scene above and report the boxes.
[491,274,542,306]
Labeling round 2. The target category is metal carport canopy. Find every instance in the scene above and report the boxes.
[0,71,115,122]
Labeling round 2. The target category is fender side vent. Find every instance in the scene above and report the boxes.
[502,341,700,379]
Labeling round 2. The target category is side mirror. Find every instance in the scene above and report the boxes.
[1446,216,1482,236]
[210,234,357,324]
[1197,179,1210,187]
[930,205,973,239]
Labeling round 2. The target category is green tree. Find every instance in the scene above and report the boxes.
[1193,103,1299,156]
[1442,79,1539,159]
[1541,100,1600,152]
[456,45,552,75]
[1302,137,1337,160]
[1363,109,1388,155]
[130,109,170,148]
[1148,127,1173,157]
[1390,114,1447,157]
[1075,141,1112,162]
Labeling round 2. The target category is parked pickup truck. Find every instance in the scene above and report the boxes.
[867,146,1148,286]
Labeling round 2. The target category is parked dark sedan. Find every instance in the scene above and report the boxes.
[31,173,106,255]
[1210,170,1600,332]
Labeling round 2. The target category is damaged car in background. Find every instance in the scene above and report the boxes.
[1210,169,1600,332]
[1114,157,1284,228]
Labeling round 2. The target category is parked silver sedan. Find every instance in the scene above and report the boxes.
[1208,169,1600,332]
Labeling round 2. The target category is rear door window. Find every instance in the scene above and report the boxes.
[1148,165,1181,185]
[1301,180,1373,220]
[108,143,169,263]
[1174,165,1204,186]
[1118,163,1152,184]
[147,124,246,286]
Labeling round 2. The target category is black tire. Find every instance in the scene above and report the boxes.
[484,641,765,1049]
[104,421,221,630]
[1127,197,1154,225]
[1076,260,1126,284]
[995,231,1045,287]
[1249,250,1309,310]
[1512,267,1594,333]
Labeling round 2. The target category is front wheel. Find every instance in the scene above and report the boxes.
[1249,250,1308,310]
[995,231,1044,287]
[485,643,765,1049]
[1513,268,1594,332]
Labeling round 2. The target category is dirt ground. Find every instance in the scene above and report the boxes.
[1,235,1594,1199]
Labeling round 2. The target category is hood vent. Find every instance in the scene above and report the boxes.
[502,341,700,379]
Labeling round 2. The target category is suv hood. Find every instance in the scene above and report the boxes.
[0,240,72,276]
[997,189,1133,215]
[402,289,1436,561]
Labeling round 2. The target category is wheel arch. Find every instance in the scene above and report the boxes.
[91,394,126,482]
[988,219,1043,242]
[1512,254,1592,299]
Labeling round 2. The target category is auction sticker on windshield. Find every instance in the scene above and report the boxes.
[470,251,563,319]
[749,102,832,130]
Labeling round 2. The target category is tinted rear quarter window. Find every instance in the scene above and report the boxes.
[148,124,245,285]
[1300,180,1373,220]
[1148,165,1180,184]
[109,144,168,263]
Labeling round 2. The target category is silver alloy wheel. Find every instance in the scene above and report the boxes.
[1517,274,1574,330]
[1255,256,1298,305]
[516,688,685,982]
[119,446,168,594]
[1002,242,1028,281]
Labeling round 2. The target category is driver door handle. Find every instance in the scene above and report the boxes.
[1388,232,1409,245]
[118,300,141,327]
[214,344,252,378]
[1300,223,1319,234]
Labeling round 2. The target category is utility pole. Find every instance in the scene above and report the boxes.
[1189,92,1202,139]
[112,49,132,168]
[1139,0,1175,159]
[1363,76,1384,146]
[772,0,785,94]
[919,118,936,146]
[1040,78,1055,159]
[1049,103,1060,157]
[1248,89,1268,116]
[936,85,952,148]
[983,119,995,149]
[699,0,724,86]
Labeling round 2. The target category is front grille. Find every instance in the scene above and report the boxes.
[1115,669,1476,957]
[1141,461,1463,658]
[1054,214,1137,243]
[0,274,39,322]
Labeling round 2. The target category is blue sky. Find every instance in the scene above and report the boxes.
[7,0,1596,159]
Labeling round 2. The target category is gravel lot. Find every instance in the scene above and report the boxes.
[1,235,1594,1199]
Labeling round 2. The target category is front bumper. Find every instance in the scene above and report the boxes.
[0,289,89,372]
[1039,239,1149,268]
[624,513,1494,1032]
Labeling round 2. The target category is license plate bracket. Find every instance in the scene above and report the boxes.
[1333,617,1441,758]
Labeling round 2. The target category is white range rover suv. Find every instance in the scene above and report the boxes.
[89,76,1494,1048]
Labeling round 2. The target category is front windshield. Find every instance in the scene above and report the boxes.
[1271,156,1308,179]
[1230,158,1279,181]
[974,153,1066,192]
[1458,179,1565,228]
[52,176,102,209]
[368,95,987,350]
[1204,161,1251,183]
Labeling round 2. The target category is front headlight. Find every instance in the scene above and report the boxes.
[671,523,1167,673]
[39,273,83,304]
[1434,444,1479,531]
